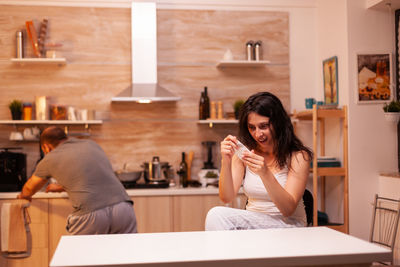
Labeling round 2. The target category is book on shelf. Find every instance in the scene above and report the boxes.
[25,20,41,58]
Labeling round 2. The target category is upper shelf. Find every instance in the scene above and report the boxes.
[292,108,345,120]
[0,120,102,125]
[198,119,238,128]
[10,58,67,65]
[216,60,271,68]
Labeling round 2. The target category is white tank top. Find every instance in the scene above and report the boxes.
[243,166,306,225]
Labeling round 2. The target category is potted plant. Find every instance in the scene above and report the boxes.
[233,99,245,119]
[383,100,400,123]
[8,99,23,120]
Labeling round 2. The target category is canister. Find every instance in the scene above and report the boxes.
[23,103,32,120]
[246,41,254,61]
[16,30,24,58]
[254,41,262,61]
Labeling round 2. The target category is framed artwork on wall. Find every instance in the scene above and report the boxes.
[323,56,338,106]
[357,53,392,103]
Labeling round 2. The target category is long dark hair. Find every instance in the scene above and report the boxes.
[238,92,312,169]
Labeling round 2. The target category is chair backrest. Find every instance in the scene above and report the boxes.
[369,194,400,265]
[303,189,313,226]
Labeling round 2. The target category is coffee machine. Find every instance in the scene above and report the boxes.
[0,147,27,192]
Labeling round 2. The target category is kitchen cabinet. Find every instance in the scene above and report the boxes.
[0,199,49,267]
[131,196,173,233]
[292,105,349,233]
[48,199,72,262]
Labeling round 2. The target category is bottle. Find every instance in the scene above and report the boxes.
[177,152,188,188]
[16,30,24,58]
[199,92,205,120]
[203,87,210,119]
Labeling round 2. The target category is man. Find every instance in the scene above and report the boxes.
[18,126,137,235]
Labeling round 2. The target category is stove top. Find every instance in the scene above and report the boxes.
[122,180,169,189]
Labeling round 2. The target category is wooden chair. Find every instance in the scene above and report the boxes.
[369,194,400,265]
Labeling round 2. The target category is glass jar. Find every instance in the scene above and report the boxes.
[23,103,32,120]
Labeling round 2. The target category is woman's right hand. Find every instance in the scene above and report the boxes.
[220,135,238,160]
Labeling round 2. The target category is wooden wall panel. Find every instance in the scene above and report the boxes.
[0,5,289,179]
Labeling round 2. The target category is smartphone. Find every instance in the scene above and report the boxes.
[235,140,250,160]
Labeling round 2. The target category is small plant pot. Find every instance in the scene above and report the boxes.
[384,112,400,123]
[11,110,22,120]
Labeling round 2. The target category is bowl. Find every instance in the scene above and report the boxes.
[115,170,142,182]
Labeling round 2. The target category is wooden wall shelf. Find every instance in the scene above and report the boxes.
[0,120,102,125]
[10,58,66,65]
[216,60,271,68]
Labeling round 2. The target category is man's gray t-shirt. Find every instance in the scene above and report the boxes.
[34,138,131,216]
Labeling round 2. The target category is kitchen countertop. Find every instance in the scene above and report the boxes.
[0,186,235,200]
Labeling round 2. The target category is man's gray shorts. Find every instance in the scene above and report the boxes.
[66,201,137,235]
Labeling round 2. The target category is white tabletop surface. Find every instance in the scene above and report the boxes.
[50,227,391,267]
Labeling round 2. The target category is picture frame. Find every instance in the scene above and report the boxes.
[357,53,392,103]
[322,56,338,106]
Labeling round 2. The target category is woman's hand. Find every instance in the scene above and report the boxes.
[220,135,238,160]
[242,150,268,176]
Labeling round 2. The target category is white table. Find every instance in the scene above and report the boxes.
[50,227,391,267]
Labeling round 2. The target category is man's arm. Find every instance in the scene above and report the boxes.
[17,175,48,201]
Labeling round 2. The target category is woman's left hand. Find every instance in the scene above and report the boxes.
[241,150,268,176]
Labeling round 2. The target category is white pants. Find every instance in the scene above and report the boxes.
[205,206,304,231]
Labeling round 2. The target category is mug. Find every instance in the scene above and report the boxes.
[317,101,324,108]
[305,98,316,109]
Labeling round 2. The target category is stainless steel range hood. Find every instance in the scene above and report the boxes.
[112,2,180,103]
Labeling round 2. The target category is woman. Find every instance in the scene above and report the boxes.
[205,92,312,230]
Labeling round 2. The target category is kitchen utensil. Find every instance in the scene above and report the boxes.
[142,157,171,182]
[187,151,194,181]
[201,141,216,169]
[115,163,142,182]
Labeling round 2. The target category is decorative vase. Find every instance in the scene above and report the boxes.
[384,112,400,123]
[11,110,22,120]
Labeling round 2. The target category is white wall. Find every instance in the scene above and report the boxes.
[345,0,397,239]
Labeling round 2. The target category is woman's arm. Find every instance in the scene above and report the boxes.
[243,150,310,216]
[218,135,245,203]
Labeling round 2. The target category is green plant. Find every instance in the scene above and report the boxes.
[233,99,245,119]
[383,100,400,112]
[8,99,22,112]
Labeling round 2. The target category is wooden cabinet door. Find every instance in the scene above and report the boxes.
[48,198,72,262]
[172,195,225,232]
[0,199,48,267]
[131,196,173,233]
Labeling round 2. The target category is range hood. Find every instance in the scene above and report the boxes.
[112,2,181,103]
